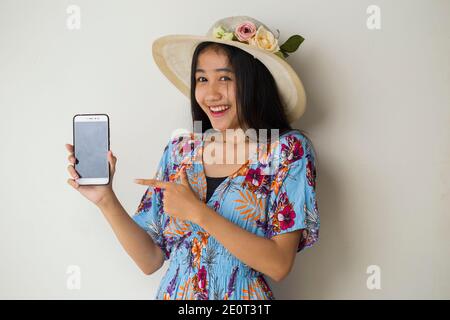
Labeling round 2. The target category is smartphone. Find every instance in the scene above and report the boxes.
[72,114,110,185]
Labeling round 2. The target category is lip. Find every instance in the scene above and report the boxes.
[208,105,230,118]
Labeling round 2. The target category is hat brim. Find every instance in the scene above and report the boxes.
[152,34,306,123]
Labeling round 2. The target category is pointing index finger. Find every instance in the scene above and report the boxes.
[134,179,171,188]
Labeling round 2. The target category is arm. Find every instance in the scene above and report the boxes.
[97,192,165,275]
[193,204,302,282]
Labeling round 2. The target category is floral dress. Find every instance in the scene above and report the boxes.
[132,129,320,300]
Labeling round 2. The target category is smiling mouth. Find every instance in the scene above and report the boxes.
[208,105,231,117]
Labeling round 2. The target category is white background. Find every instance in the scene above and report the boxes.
[0,0,449,299]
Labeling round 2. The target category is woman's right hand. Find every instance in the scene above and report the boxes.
[66,144,117,207]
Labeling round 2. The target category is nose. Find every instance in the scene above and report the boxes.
[204,80,223,102]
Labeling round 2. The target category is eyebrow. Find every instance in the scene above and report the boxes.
[195,67,233,73]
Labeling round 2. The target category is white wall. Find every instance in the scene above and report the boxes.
[0,0,448,299]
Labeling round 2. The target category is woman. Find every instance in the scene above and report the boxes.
[65,16,320,300]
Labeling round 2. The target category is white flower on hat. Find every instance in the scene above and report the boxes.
[249,25,280,53]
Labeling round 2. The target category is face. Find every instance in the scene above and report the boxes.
[194,48,240,132]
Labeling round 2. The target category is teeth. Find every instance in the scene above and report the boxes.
[209,105,230,112]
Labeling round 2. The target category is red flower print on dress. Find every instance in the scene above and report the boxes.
[277,203,296,230]
[245,168,264,187]
[243,167,272,198]
[198,266,208,290]
[280,135,304,165]
[213,200,220,211]
[306,154,316,190]
[192,266,209,300]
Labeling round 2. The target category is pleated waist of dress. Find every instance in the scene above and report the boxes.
[168,244,264,279]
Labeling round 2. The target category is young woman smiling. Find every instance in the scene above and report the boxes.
[66,16,320,300]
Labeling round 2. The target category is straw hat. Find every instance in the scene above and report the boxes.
[152,15,307,123]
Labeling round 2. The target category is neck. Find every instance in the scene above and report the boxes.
[206,128,249,144]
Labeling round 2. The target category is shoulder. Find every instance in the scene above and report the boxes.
[277,129,316,167]
[274,130,318,191]
[164,131,202,164]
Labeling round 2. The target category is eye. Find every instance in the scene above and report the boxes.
[196,76,231,82]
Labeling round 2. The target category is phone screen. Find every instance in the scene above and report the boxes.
[73,114,109,184]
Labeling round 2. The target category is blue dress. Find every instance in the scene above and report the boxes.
[132,129,320,300]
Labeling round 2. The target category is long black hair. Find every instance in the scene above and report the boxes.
[190,41,295,140]
[188,41,319,170]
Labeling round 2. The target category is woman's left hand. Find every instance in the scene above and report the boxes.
[134,167,205,224]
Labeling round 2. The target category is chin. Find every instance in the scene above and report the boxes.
[210,122,229,131]
[203,108,238,131]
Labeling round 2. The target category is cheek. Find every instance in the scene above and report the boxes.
[194,91,201,103]
[195,86,204,100]
[196,88,209,107]
[230,108,238,121]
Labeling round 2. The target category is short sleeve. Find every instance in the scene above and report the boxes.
[132,139,172,261]
[267,133,320,253]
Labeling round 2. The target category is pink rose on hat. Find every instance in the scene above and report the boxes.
[234,21,257,42]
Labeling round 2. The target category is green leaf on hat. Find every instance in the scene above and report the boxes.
[279,35,304,53]
[274,51,284,59]
[274,51,289,59]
